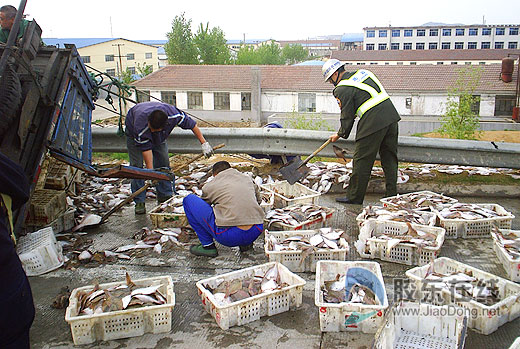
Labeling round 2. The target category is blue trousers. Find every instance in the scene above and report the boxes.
[126,136,174,203]
[183,194,263,247]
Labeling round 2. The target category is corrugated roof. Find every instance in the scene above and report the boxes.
[341,33,364,42]
[132,64,517,93]
[42,37,159,49]
[332,49,520,61]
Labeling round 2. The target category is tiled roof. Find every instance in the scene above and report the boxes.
[331,49,520,62]
[133,64,517,93]
[278,40,341,47]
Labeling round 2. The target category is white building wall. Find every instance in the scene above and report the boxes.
[230,93,242,111]
[203,92,214,110]
[480,94,495,117]
[150,90,161,101]
[317,93,340,113]
[262,92,297,112]
[176,92,188,109]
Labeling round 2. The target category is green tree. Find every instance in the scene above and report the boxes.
[282,44,309,65]
[256,41,284,65]
[194,22,230,64]
[437,66,483,140]
[165,13,198,64]
[236,45,260,65]
[120,68,136,85]
[136,62,153,77]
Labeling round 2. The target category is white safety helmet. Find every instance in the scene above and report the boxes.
[322,59,344,82]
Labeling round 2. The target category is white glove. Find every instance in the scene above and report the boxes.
[201,142,214,158]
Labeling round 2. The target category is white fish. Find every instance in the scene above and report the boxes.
[261,279,278,292]
[323,237,338,250]
[386,238,402,256]
[72,214,102,232]
[310,234,324,247]
[78,250,92,261]
[122,295,132,309]
[153,243,162,254]
[131,285,161,296]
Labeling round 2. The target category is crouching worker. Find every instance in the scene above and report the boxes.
[183,161,264,257]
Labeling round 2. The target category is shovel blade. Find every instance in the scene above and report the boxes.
[279,159,311,185]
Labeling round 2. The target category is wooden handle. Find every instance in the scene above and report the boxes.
[172,143,225,172]
[300,139,332,167]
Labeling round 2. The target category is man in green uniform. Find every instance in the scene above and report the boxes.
[0,5,29,44]
[322,59,400,205]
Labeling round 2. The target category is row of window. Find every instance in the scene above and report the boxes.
[104,52,153,62]
[136,91,253,111]
[367,41,518,50]
[367,27,519,38]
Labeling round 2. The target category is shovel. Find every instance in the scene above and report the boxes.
[280,139,331,184]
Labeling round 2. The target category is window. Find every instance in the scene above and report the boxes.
[456,28,465,36]
[397,62,403,65]
[510,28,519,35]
[391,29,400,37]
[127,53,134,60]
[468,42,477,49]
[416,42,425,50]
[214,92,230,110]
[494,95,515,116]
[241,92,251,111]
[429,42,438,49]
[410,62,417,65]
[481,42,491,49]
[298,93,316,113]
[442,29,451,36]
[366,30,375,37]
[509,42,518,49]
[391,43,400,50]
[470,95,480,115]
[161,91,176,105]
[496,27,505,35]
[187,92,203,109]
[403,43,412,50]
[405,97,412,108]
[436,62,444,65]
[378,43,387,50]
[455,42,464,49]
[442,42,451,49]
[417,29,425,37]
[82,56,90,63]
[136,90,150,103]
[366,44,375,50]
[495,42,504,49]
[127,66,136,74]
[106,68,115,76]
[482,28,491,35]
[451,62,458,65]
[105,54,114,62]
[145,52,153,59]
[404,29,413,37]
[379,30,387,37]
[469,28,478,36]
[429,29,438,36]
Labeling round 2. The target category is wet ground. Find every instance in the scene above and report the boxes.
[29,193,520,349]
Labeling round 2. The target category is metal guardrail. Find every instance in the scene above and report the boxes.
[92,127,520,169]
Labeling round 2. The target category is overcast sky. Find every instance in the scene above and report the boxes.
[6,0,520,40]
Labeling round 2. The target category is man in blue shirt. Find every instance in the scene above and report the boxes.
[125,102,214,214]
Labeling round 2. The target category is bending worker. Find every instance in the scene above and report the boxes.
[183,161,264,257]
[322,59,400,205]
[125,101,213,214]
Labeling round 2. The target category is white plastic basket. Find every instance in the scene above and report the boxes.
[266,205,335,231]
[260,180,320,208]
[436,203,515,239]
[264,230,349,272]
[510,337,520,349]
[196,262,305,330]
[405,257,520,335]
[490,229,520,283]
[380,190,457,211]
[16,227,64,276]
[315,261,389,333]
[373,301,468,349]
[360,220,446,266]
[149,196,189,228]
[355,206,437,227]
[65,275,175,345]
[260,190,275,213]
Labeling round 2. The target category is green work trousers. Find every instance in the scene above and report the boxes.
[346,121,399,204]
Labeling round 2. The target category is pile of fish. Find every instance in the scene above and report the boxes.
[321,274,380,305]
[154,196,185,214]
[436,203,509,220]
[76,273,167,316]
[205,264,287,306]
[382,191,457,211]
[424,269,501,306]
[491,228,520,260]
[265,204,332,228]
[358,205,436,226]
[71,176,132,216]
[266,228,349,252]
[115,227,189,255]
[401,163,520,180]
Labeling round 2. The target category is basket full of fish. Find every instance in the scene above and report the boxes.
[260,180,320,208]
[434,203,514,239]
[405,257,520,335]
[356,205,437,227]
[149,195,189,228]
[490,228,520,282]
[355,220,446,266]
[265,204,335,231]
[65,274,175,345]
[265,228,349,272]
[196,262,305,330]
[259,190,275,213]
[315,261,389,333]
[380,190,458,211]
